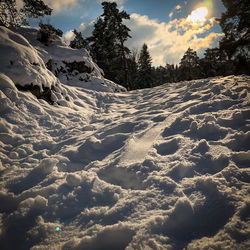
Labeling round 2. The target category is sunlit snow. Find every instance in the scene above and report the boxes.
[0,26,250,250]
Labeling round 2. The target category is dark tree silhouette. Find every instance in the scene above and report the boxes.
[70,29,88,49]
[218,0,250,60]
[0,0,52,27]
[179,48,200,81]
[89,1,131,88]
[137,43,153,88]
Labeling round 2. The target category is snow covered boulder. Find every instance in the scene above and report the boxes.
[17,26,126,92]
[0,26,68,104]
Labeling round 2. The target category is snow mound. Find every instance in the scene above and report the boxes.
[18,26,126,93]
[0,26,57,90]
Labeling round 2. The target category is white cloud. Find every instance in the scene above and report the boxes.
[124,13,223,66]
[44,0,83,12]
[63,21,95,44]
[64,10,222,66]
[64,30,75,44]
[96,0,126,4]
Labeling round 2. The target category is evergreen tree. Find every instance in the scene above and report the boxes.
[218,0,250,60]
[179,48,200,80]
[21,0,52,19]
[70,29,88,49]
[151,66,166,86]
[37,23,63,46]
[200,48,221,77]
[127,49,138,90]
[137,43,153,89]
[165,63,177,83]
[0,0,52,27]
[0,0,20,27]
[89,1,131,88]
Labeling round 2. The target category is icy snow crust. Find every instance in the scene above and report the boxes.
[1,27,250,250]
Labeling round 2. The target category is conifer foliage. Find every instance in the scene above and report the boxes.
[219,0,250,59]
[0,0,20,27]
[137,43,153,88]
[89,1,131,88]
[0,0,52,27]
[179,48,200,81]
[70,29,88,49]
[218,0,250,73]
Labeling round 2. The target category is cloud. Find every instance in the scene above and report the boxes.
[64,10,222,66]
[96,0,126,4]
[63,21,95,44]
[64,30,75,44]
[43,0,81,12]
[124,13,222,65]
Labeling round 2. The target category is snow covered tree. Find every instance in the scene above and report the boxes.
[70,29,88,49]
[0,0,52,27]
[179,48,201,80]
[137,43,153,89]
[89,1,131,88]
[0,0,20,27]
[37,23,63,46]
[21,0,52,19]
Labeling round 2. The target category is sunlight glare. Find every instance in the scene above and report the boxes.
[187,7,208,25]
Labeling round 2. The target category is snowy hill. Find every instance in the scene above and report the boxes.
[0,26,250,250]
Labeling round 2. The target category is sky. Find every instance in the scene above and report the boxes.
[37,0,226,66]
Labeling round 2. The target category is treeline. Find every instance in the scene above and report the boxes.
[69,0,249,90]
[1,0,249,90]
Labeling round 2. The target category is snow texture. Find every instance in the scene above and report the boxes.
[0,26,250,250]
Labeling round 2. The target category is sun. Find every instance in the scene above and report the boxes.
[187,7,208,25]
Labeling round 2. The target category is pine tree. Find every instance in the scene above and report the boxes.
[137,43,153,89]
[179,48,200,80]
[70,29,88,49]
[218,0,250,60]
[37,23,63,46]
[89,1,131,88]
[21,0,52,19]
[201,48,221,77]
[0,0,52,27]
[0,0,21,27]
[89,17,112,77]
[127,49,138,90]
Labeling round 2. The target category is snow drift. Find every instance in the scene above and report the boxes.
[0,26,250,250]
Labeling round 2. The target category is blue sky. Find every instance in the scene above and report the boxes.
[39,0,226,65]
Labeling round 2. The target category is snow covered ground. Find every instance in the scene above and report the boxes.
[0,26,250,250]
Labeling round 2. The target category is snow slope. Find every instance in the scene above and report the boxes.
[1,27,250,250]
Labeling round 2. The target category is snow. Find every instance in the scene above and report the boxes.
[0,26,57,90]
[17,26,126,93]
[1,26,250,250]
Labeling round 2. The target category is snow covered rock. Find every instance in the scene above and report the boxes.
[18,26,126,93]
[0,26,68,104]
[0,25,125,106]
